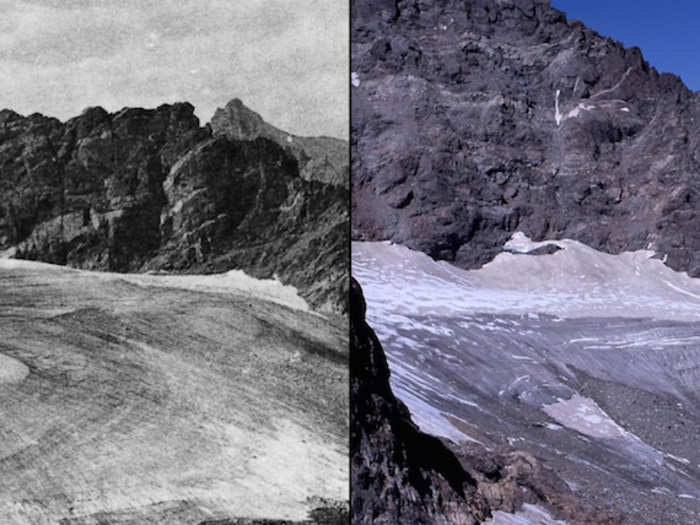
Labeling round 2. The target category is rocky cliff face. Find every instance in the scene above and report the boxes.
[351,277,623,525]
[0,100,348,314]
[352,0,700,275]
[212,98,348,188]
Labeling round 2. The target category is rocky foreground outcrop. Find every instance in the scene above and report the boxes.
[350,278,622,524]
[352,0,700,275]
[0,99,347,314]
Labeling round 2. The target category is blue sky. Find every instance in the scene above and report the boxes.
[552,1,700,91]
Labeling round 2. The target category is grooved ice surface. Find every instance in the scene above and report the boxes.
[0,259,348,523]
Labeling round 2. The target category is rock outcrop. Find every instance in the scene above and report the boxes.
[352,0,700,275]
[0,99,348,314]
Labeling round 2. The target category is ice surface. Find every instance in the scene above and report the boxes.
[352,233,700,500]
[0,259,310,312]
[353,233,700,322]
[0,353,29,384]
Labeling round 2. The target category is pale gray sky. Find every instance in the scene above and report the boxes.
[0,0,348,138]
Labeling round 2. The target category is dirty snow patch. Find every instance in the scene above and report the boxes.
[543,395,627,439]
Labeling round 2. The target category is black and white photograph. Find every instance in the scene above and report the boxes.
[0,1,349,523]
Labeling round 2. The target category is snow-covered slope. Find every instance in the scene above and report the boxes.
[353,233,700,322]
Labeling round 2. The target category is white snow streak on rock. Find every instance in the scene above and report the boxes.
[565,102,595,119]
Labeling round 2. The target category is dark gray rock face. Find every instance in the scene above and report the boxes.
[351,0,700,274]
[0,100,348,314]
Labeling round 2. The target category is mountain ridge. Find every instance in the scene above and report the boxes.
[0,98,348,314]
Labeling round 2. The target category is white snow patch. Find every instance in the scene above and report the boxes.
[487,503,568,524]
[395,386,483,445]
[565,102,595,120]
[554,90,595,125]
[0,247,17,259]
[352,233,700,322]
[0,353,29,384]
[351,72,360,87]
[620,107,630,112]
[504,232,564,253]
